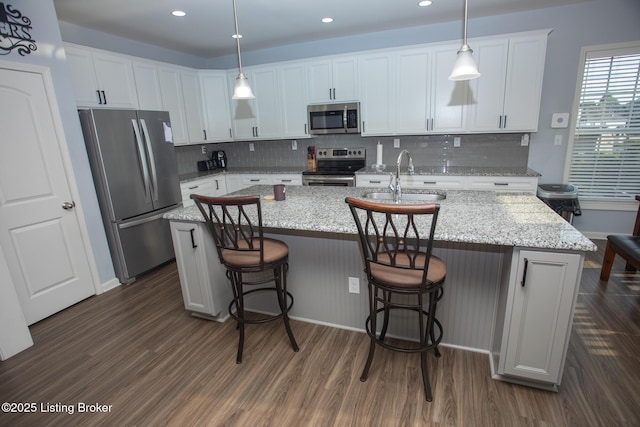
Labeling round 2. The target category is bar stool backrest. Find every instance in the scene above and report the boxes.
[345,197,440,290]
[191,194,265,269]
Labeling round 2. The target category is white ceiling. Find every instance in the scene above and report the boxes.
[53,0,589,58]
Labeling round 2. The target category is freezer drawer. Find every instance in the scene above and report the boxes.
[111,211,176,282]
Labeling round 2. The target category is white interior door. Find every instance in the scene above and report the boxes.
[0,65,95,325]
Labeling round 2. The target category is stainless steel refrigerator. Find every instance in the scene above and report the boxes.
[79,109,182,283]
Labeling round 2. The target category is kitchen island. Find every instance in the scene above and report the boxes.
[164,185,596,391]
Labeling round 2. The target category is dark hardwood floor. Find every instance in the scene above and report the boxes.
[1,239,639,426]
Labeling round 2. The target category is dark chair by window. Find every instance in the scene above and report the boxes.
[345,197,446,402]
[191,194,299,363]
[600,195,640,282]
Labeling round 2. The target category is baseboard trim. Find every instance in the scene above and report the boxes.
[100,278,122,294]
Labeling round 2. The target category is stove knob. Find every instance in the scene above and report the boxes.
[357,150,362,155]
[348,150,352,155]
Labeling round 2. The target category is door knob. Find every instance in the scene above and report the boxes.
[62,201,76,210]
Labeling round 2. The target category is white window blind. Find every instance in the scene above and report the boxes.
[567,46,640,201]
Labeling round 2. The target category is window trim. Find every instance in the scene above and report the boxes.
[563,40,640,212]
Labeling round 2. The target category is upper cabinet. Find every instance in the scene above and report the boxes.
[430,43,469,133]
[467,31,549,132]
[395,47,431,135]
[65,29,549,143]
[360,42,468,136]
[132,60,164,110]
[278,61,310,139]
[199,71,233,142]
[228,66,282,140]
[307,56,358,103]
[64,43,138,109]
[359,52,395,135]
[180,70,206,144]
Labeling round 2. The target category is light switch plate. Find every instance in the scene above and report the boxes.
[249,142,255,151]
[554,134,563,145]
[393,138,400,148]
[453,137,461,147]
[291,140,297,150]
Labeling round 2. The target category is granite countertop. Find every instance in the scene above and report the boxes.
[179,167,306,183]
[357,166,542,177]
[165,186,596,252]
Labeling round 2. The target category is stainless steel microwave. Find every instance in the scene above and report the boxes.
[307,102,360,135]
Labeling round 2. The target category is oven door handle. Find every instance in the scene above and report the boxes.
[302,175,355,186]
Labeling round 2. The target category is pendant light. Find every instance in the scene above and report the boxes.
[231,0,254,99]
[449,0,481,81]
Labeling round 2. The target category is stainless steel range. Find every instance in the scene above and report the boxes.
[302,147,366,187]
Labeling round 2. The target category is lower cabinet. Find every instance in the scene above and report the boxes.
[180,175,227,207]
[169,221,231,321]
[493,249,584,388]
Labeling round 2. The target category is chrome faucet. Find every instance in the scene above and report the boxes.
[388,149,414,202]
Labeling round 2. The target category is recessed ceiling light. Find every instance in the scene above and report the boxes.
[321,17,334,23]
[171,10,186,17]
[418,1,433,6]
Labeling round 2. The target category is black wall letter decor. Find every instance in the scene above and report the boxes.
[0,3,37,56]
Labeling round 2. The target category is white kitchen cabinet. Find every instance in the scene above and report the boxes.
[307,56,358,103]
[395,47,432,134]
[467,31,549,132]
[271,174,303,186]
[157,66,190,145]
[430,43,468,133]
[200,71,233,142]
[170,221,231,320]
[496,249,583,387]
[356,174,391,188]
[229,67,282,140]
[224,173,302,192]
[279,62,310,139]
[402,175,468,190]
[64,43,138,109]
[357,174,467,190]
[181,70,207,144]
[359,53,395,135]
[467,176,538,193]
[180,175,228,207]
[132,60,164,110]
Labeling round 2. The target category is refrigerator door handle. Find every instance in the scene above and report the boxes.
[140,119,159,202]
[131,119,152,203]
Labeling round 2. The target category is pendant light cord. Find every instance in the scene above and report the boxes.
[232,0,243,73]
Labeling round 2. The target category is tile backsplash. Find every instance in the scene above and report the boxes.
[175,134,529,175]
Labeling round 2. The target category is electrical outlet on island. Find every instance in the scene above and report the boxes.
[348,277,360,294]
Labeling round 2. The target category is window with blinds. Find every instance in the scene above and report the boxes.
[567,44,640,201]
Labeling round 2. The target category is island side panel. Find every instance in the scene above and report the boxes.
[247,232,506,352]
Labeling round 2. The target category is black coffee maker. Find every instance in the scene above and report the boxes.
[212,150,227,169]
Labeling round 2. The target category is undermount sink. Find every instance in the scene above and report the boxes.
[362,192,446,202]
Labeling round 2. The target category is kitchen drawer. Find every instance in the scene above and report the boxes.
[271,174,302,185]
[402,175,467,190]
[467,176,538,193]
[356,174,390,188]
[241,174,271,186]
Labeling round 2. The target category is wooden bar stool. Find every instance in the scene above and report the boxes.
[345,197,446,402]
[191,194,299,363]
